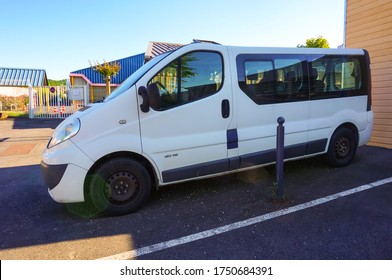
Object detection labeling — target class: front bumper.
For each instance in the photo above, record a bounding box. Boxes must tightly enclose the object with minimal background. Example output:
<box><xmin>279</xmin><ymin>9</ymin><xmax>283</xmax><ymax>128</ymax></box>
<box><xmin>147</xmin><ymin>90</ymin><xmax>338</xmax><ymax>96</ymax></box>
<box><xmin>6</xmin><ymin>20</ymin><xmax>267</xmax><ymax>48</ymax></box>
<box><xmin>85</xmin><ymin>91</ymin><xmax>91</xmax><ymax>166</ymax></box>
<box><xmin>41</xmin><ymin>161</ymin><xmax>67</xmax><ymax>190</ymax></box>
<box><xmin>43</xmin><ymin>162</ymin><xmax>88</xmax><ymax>203</ymax></box>
<box><xmin>41</xmin><ymin>140</ymin><xmax>94</xmax><ymax>203</ymax></box>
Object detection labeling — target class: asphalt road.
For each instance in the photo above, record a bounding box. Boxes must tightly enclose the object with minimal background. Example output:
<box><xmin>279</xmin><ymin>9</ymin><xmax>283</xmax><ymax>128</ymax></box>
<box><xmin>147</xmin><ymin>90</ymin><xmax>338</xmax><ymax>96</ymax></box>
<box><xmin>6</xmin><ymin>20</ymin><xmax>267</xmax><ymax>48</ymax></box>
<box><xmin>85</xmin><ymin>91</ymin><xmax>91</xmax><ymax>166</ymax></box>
<box><xmin>0</xmin><ymin>118</ymin><xmax>391</xmax><ymax>260</ymax></box>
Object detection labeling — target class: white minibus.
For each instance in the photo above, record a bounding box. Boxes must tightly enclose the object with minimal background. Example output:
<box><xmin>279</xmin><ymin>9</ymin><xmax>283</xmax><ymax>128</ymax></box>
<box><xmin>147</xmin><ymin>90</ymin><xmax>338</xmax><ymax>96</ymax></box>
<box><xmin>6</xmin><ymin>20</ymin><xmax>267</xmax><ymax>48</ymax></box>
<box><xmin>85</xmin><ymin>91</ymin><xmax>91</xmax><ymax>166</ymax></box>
<box><xmin>41</xmin><ymin>41</ymin><xmax>373</xmax><ymax>215</ymax></box>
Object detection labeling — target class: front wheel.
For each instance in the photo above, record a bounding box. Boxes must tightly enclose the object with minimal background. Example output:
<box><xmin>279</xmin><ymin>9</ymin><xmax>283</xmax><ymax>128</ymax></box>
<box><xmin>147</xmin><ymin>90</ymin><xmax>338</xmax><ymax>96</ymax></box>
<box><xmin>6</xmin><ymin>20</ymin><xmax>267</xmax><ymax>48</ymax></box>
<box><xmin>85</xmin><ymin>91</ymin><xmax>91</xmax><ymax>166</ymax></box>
<box><xmin>326</xmin><ymin>127</ymin><xmax>358</xmax><ymax>167</ymax></box>
<box><xmin>87</xmin><ymin>157</ymin><xmax>151</xmax><ymax>215</ymax></box>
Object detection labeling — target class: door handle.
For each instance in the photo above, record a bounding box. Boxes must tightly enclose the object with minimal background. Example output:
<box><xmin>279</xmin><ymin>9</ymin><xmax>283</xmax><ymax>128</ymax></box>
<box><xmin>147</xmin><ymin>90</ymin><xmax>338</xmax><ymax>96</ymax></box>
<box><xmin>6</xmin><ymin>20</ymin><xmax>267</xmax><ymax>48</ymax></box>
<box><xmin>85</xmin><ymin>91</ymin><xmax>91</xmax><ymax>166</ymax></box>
<box><xmin>221</xmin><ymin>99</ymin><xmax>230</xmax><ymax>118</ymax></box>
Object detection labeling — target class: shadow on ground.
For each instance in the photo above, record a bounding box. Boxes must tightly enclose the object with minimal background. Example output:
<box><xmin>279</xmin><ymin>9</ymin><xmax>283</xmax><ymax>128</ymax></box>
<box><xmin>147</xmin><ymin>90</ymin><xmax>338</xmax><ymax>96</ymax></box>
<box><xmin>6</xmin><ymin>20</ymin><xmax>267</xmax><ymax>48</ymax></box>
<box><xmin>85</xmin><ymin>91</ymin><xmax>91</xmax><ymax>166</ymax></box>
<box><xmin>10</xmin><ymin>118</ymin><xmax>62</xmax><ymax>129</ymax></box>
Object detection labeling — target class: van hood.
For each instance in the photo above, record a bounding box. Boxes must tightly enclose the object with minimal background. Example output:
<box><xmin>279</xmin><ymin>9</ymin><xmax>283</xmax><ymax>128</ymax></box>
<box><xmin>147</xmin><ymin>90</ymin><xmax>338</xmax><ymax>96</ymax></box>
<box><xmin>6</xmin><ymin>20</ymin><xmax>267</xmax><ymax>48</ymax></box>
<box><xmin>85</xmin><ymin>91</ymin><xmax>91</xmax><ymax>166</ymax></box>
<box><xmin>69</xmin><ymin>103</ymin><xmax>104</xmax><ymax>120</ymax></box>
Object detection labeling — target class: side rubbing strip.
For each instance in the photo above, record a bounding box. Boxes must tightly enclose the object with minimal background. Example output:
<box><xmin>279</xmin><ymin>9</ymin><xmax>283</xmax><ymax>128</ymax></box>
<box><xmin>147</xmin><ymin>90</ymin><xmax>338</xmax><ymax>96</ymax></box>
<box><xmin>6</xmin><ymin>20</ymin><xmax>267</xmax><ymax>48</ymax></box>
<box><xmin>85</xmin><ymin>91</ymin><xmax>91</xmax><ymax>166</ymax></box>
<box><xmin>227</xmin><ymin>129</ymin><xmax>238</xmax><ymax>149</ymax></box>
<box><xmin>162</xmin><ymin>159</ymin><xmax>229</xmax><ymax>183</ymax></box>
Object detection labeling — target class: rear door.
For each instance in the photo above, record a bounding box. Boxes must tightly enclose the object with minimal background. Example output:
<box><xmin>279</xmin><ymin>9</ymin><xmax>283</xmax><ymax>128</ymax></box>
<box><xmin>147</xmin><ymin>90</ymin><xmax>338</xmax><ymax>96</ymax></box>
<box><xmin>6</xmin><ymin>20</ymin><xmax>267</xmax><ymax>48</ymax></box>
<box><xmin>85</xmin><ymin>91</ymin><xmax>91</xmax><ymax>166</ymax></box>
<box><xmin>136</xmin><ymin>45</ymin><xmax>234</xmax><ymax>183</ymax></box>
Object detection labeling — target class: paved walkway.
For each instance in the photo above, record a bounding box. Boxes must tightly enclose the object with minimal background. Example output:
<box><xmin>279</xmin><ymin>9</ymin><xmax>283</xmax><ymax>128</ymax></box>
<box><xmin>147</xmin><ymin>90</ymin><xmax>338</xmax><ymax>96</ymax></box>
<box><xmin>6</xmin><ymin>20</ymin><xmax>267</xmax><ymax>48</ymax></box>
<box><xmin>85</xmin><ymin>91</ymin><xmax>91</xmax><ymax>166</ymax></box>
<box><xmin>0</xmin><ymin>118</ymin><xmax>61</xmax><ymax>168</ymax></box>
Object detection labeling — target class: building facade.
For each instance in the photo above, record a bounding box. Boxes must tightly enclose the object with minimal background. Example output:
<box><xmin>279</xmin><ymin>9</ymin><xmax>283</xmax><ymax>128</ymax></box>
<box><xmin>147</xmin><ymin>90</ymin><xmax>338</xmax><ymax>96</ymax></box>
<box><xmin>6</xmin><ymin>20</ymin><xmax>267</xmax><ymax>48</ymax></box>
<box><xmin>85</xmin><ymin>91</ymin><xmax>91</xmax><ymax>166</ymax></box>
<box><xmin>70</xmin><ymin>53</ymin><xmax>144</xmax><ymax>102</ymax></box>
<box><xmin>0</xmin><ymin>68</ymin><xmax>48</xmax><ymax>111</ymax></box>
<box><xmin>345</xmin><ymin>0</ymin><xmax>392</xmax><ymax>148</ymax></box>
<box><xmin>69</xmin><ymin>41</ymin><xmax>183</xmax><ymax>102</ymax></box>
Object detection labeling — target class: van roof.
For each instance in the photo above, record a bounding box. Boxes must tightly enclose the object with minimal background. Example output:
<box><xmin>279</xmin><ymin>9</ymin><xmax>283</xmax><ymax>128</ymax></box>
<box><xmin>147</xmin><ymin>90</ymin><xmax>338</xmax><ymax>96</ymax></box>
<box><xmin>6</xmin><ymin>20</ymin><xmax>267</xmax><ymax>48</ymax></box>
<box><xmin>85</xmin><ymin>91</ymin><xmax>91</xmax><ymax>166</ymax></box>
<box><xmin>186</xmin><ymin>40</ymin><xmax>365</xmax><ymax>55</ymax></box>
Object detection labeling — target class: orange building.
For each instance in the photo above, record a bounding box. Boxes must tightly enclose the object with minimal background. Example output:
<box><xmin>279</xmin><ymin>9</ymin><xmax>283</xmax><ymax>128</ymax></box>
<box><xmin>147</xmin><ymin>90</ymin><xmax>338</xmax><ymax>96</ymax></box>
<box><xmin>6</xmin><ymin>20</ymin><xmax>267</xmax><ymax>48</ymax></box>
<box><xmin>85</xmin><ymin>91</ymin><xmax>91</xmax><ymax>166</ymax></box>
<box><xmin>345</xmin><ymin>0</ymin><xmax>392</xmax><ymax>148</ymax></box>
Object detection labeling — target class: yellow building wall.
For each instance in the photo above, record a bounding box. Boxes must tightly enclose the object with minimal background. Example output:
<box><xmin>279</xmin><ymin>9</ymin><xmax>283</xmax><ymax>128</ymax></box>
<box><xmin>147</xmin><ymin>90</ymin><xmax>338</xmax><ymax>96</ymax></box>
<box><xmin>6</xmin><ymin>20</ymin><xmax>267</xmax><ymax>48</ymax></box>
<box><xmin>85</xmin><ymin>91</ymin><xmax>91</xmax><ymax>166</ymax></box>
<box><xmin>71</xmin><ymin>76</ymin><xmax>118</xmax><ymax>103</ymax></box>
<box><xmin>72</xmin><ymin>76</ymin><xmax>88</xmax><ymax>86</ymax></box>
<box><xmin>346</xmin><ymin>0</ymin><xmax>392</xmax><ymax>148</ymax></box>
<box><xmin>91</xmin><ymin>85</ymin><xmax>118</xmax><ymax>102</ymax></box>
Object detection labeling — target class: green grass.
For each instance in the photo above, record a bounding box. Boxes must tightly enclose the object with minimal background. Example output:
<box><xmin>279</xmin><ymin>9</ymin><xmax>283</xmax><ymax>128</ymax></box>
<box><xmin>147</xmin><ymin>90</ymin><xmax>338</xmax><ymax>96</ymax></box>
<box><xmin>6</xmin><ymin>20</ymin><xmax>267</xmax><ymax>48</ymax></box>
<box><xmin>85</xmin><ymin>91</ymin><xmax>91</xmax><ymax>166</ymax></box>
<box><xmin>0</xmin><ymin>111</ymin><xmax>29</xmax><ymax>119</ymax></box>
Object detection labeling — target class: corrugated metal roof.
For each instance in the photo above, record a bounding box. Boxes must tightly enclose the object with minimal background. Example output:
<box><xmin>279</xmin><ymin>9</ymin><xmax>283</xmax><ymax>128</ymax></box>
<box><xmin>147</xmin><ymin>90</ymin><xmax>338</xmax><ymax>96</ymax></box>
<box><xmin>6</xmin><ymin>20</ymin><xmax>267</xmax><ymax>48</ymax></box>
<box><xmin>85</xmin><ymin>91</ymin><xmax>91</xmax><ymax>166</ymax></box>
<box><xmin>71</xmin><ymin>53</ymin><xmax>145</xmax><ymax>84</ymax></box>
<box><xmin>145</xmin><ymin>41</ymin><xmax>183</xmax><ymax>61</ymax></box>
<box><xmin>0</xmin><ymin>67</ymin><xmax>48</xmax><ymax>86</ymax></box>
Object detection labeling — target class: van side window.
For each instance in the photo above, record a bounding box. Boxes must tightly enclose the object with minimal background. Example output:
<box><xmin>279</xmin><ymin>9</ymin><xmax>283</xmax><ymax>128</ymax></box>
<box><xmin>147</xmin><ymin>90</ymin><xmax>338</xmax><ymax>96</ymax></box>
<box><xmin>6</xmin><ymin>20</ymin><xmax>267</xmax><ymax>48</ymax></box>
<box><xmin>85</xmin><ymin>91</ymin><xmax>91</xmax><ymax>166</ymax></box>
<box><xmin>335</xmin><ymin>59</ymin><xmax>362</xmax><ymax>90</ymax></box>
<box><xmin>148</xmin><ymin>51</ymin><xmax>223</xmax><ymax>110</ymax></box>
<box><xmin>310</xmin><ymin>56</ymin><xmax>364</xmax><ymax>99</ymax></box>
<box><xmin>237</xmin><ymin>54</ymin><xmax>307</xmax><ymax>104</ymax></box>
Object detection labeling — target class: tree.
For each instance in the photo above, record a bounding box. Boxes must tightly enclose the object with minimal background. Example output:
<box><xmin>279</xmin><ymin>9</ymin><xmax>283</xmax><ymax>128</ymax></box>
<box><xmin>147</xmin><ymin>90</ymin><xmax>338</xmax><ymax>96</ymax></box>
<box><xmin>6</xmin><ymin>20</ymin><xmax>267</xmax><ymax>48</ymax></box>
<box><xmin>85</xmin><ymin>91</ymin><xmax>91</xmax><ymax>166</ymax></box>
<box><xmin>48</xmin><ymin>79</ymin><xmax>66</xmax><ymax>86</ymax></box>
<box><xmin>90</xmin><ymin>60</ymin><xmax>121</xmax><ymax>95</ymax></box>
<box><xmin>297</xmin><ymin>36</ymin><xmax>330</xmax><ymax>48</ymax></box>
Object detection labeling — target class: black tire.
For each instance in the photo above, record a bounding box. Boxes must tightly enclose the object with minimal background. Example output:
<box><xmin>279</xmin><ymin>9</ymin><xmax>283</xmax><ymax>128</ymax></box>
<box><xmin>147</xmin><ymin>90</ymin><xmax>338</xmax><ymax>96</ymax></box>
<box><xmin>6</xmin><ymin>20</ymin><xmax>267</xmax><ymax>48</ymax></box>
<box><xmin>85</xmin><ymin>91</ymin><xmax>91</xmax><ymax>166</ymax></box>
<box><xmin>326</xmin><ymin>127</ymin><xmax>358</xmax><ymax>167</ymax></box>
<box><xmin>88</xmin><ymin>157</ymin><xmax>151</xmax><ymax>215</ymax></box>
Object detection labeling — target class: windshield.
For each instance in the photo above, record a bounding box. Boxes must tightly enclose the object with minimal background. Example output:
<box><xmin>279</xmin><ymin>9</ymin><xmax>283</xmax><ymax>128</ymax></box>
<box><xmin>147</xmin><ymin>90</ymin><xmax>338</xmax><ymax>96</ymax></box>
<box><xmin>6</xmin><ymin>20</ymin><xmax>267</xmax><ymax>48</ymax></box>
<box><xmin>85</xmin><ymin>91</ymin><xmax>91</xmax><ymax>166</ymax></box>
<box><xmin>105</xmin><ymin>51</ymin><xmax>172</xmax><ymax>102</ymax></box>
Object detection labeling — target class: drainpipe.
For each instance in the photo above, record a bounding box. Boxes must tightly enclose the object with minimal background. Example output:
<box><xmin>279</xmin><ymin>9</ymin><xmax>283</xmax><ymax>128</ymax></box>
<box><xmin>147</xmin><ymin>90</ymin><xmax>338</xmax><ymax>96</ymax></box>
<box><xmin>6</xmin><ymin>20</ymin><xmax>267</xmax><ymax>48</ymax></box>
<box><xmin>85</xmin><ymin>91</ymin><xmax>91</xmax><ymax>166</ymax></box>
<box><xmin>343</xmin><ymin>0</ymin><xmax>348</xmax><ymax>48</ymax></box>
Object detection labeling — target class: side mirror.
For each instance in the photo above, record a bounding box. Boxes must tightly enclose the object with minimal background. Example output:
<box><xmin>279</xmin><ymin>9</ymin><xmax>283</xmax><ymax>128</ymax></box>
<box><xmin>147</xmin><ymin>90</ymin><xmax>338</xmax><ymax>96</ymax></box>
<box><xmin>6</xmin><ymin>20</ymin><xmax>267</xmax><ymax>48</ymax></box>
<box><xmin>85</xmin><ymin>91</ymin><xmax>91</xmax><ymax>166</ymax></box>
<box><xmin>138</xmin><ymin>86</ymin><xmax>149</xmax><ymax>113</ymax></box>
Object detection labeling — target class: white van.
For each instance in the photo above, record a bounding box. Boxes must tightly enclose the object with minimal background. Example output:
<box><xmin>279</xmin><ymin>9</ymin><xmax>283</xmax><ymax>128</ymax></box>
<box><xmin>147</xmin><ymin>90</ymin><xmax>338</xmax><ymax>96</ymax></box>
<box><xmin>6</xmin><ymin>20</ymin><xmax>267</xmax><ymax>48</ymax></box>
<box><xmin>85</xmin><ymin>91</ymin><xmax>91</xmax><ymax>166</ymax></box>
<box><xmin>41</xmin><ymin>41</ymin><xmax>373</xmax><ymax>215</ymax></box>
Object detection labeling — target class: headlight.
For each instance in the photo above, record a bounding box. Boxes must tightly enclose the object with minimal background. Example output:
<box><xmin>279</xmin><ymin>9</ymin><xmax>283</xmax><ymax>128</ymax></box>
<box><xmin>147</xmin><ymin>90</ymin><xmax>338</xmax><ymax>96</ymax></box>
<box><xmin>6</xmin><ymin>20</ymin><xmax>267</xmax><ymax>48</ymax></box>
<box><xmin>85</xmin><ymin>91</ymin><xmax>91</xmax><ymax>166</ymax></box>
<box><xmin>48</xmin><ymin>118</ymin><xmax>80</xmax><ymax>148</ymax></box>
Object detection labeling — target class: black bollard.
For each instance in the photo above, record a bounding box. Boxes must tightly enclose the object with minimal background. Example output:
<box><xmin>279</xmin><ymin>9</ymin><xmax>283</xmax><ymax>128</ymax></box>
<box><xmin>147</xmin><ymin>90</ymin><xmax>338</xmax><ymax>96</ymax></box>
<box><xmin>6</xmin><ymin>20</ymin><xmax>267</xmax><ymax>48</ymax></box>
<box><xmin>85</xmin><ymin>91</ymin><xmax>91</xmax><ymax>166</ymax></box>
<box><xmin>276</xmin><ymin>117</ymin><xmax>285</xmax><ymax>202</ymax></box>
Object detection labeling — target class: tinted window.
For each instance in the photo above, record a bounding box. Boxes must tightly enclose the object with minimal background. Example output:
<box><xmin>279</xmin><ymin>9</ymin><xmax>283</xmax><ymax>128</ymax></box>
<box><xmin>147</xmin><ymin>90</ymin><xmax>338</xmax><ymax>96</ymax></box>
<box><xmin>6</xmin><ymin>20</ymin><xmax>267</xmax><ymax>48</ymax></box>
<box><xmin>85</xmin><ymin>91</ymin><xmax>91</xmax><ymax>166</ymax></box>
<box><xmin>237</xmin><ymin>54</ymin><xmax>307</xmax><ymax>104</ymax></box>
<box><xmin>309</xmin><ymin>56</ymin><xmax>365</xmax><ymax>98</ymax></box>
<box><xmin>148</xmin><ymin>51</ymin><xmax>223</xmax><ymax>110</ymax></box>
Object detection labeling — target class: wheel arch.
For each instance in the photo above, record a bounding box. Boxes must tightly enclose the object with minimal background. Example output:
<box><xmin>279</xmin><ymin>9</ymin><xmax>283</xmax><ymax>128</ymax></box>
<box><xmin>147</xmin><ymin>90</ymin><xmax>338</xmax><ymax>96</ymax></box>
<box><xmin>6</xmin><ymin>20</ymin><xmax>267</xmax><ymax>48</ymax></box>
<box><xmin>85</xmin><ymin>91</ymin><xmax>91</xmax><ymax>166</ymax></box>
<box><xmin>333</xmin><ymin>122</ymin><xmax>359</xmax><ymax>143</ymax></box>
<box><xmin>326</xmin><ymin>122</ymin><xmax>360</xmax><ymax>167</ymax></box>
<box><xmin>84</xmin><ymin>151</ymin><xmax>158</xmax><ymax>198</ymax></box>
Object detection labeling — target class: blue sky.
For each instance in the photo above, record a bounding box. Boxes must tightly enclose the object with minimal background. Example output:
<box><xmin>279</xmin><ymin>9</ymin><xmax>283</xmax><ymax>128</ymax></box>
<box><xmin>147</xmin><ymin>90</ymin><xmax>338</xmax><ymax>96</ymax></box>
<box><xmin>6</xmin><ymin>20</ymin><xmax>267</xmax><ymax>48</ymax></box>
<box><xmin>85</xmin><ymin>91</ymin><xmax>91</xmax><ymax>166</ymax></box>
<box><xmin>0</xmin><ymin>0</ymin><xmax>345</xmax><ymax>80</ymax></box>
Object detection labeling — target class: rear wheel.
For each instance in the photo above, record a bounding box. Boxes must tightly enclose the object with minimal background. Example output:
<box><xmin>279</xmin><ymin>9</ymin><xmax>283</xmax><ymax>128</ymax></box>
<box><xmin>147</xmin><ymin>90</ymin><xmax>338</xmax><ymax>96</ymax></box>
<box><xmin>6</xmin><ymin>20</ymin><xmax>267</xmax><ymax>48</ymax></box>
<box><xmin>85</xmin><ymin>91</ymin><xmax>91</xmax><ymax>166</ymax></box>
<box><xmin>326</xmin><ymin>127</ymin><xmax>358</xmax><ymax>167</ymax></box>
<box><xmin>88</xmin><ymin>157</ymin><xmax>151</xmax><ymax>215</ymax></box>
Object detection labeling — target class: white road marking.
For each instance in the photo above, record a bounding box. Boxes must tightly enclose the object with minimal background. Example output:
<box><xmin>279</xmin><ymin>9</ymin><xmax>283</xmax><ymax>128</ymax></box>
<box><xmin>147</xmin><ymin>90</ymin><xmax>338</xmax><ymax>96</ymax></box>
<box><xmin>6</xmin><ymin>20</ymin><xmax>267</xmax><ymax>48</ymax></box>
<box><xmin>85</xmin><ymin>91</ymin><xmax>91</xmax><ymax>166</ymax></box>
<box><xmin>98</xmin><ymin>176</ymin><xmax>392</xmax><ymax>260</ymax></box>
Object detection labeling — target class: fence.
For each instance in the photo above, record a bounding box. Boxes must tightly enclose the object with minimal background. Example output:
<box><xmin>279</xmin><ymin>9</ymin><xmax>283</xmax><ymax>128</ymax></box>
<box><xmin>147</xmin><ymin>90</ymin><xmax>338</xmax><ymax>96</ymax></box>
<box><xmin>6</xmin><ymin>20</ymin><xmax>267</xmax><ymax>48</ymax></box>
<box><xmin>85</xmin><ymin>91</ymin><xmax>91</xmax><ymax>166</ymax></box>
<box><xmin>28</xmin><ymin>85</ymin><xmax>88</xmax><ymax>119</ymax></box>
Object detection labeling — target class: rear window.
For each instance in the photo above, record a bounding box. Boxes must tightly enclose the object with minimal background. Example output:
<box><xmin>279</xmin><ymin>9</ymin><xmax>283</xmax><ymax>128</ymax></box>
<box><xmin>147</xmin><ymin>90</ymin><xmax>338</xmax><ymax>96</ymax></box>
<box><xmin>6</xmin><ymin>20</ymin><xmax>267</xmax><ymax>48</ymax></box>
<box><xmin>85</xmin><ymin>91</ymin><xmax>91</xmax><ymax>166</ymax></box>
<box><xmin>310</xmin><ymin>56</ymin><xmax>363</xmax><ymax>98</ymax></box>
